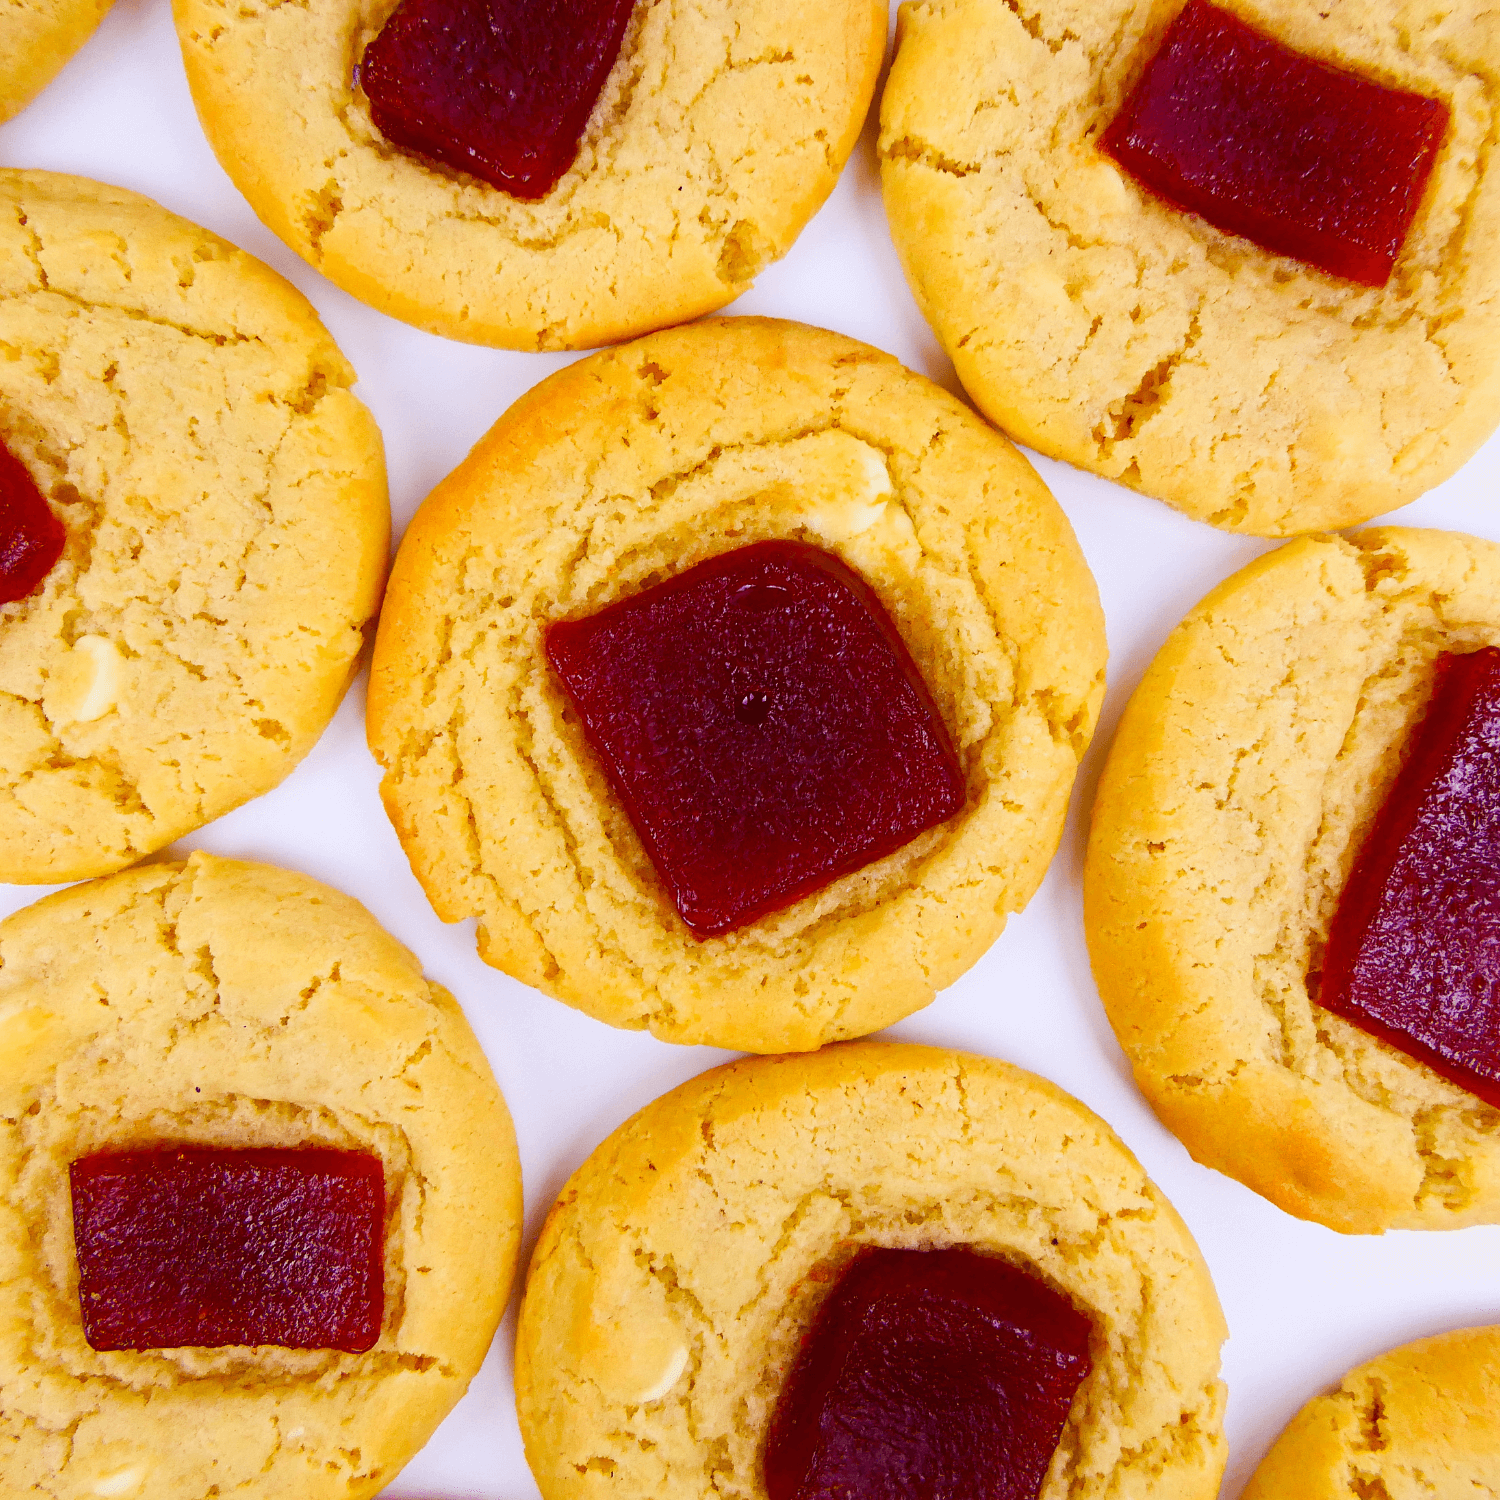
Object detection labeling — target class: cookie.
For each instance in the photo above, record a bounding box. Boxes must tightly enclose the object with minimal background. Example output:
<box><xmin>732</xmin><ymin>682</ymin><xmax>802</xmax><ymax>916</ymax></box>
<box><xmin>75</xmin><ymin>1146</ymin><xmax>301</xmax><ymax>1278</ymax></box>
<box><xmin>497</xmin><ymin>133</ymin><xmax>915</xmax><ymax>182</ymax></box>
<box><xmin>173</xmin><ymin>0</ymin><xmax>885</xmax><ymax>351</ymax></box>
<box><xmin>514</xmin><ymin>1041</ymin><xmax>1228</xmax><ymax>1500</ymax></box>
<box><xmin>0</xmin><ymin>170</ymin><xmax>387</xmax><ymax>884</ymax></box>
<box><xmin>367</xmin><ymin>317</ymin><xmax>1107</xmax><ymax>1052</ymax></box>
<box><xmin>0</xmin><ymin>850</ymin><xmax>522</xmax><ymax>1500</ymax></box>
<box><xmin>1242</xmin><ymin>1326</ymin><xmax>1500</xmax><ymax>1499</ymax></box>
<box><xmin>1085</xmin><ymin>527</ymin><xmax>1500</xmax><ymax>1234</ymax></box>
<box><xmin>0</xmin><ymin>0</ymin><xmax>113</xmax><ymax>123</ymax></box>
<box><xmin>879</xmin><ymin>0</ymin><xmax>1500</xmax><ymax>536</ymax></box>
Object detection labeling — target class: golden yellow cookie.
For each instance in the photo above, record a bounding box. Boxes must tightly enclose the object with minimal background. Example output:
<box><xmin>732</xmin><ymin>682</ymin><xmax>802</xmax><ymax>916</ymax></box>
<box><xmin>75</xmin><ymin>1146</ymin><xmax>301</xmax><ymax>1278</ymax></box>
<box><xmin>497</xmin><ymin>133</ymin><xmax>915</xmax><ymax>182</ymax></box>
<box><xmin>368</xmin><ymin>317</ymin><xmax>1107</xmax><ymax>1052</ymax></box>
<box><xmin>0</xmin><ymin>0</ymin><xmax>113</xmax><ymax>123</ymax></box>
<box><xmin>0</xmin><ymin>851</ymin><xmax>522</xmax><ymax>1500</ymax></box>
<box><xmin>1086</xmin><ymin>527</ymin><xmax>1500</xmax><ymax>1234</ymax></box>
<box><xmin>515</xmin><ymin>1041</ymin><xmax>1228</xmax><ymax>1500</ymax></box>
<box><xmin>1243</xmin><ymin>1327</ymin><xmax>1500</xmax><ymax>1499</ymax></box>
<box><xmin>0</xmin><ymin>171</ymin><xmax>387</xmax><ymax>884</ymax></box>
<box><xmin>173</xmin><ymin>0</ymin><xmax>884</xmax><ymax>351</ymax></box>
<box><xmin>879</xmin><ymin>0</ymin><xmax>1500</xmax><ymax>536</ymax></box>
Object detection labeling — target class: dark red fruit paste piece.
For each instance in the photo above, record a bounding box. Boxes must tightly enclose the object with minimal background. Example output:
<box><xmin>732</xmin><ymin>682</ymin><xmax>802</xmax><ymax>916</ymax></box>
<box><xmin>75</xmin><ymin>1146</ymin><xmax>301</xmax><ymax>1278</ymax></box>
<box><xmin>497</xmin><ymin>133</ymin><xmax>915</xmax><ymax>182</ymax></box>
<box><xmin>70</xmin><ymin>1147</ymin><xmax>385</xmax><ymax>1352</ymax></box>
<box><xmin>0</xmin><ymin>437</ymin><xmax>64</xmax><ymax>606</ymax></box>
<box><xmin>360</xmin><ymin>0</ymin><xmax>637</xmax><ymax>199</ymax></box>
<box><xmin>1101</xmin><ymin>0</ymin><xmax>1448</xmax><ymax>286</ymax></box>
<box><xmin>1321</xmin><ymin>648</ymin><xmax>1500</xmax><ymax>1109</ymax></box>
<box><xmin>763</xmin><ymin>1247</ymin><xmax>1094</xmax><ymax>1500</ymax></box>
<box><xmin>545</xmin><ymin>540</ymin><xmax>966</xmax><ymax>938</ymax></box>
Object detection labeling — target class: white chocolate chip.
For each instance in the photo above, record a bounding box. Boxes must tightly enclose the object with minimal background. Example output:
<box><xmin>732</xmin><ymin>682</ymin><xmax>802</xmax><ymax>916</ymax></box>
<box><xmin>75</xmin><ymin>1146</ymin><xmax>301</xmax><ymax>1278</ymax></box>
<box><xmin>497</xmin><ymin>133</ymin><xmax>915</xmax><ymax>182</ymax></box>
<box><xmin>44</xmin><ymin>634</ymin><xmax>124</xmax><ymax>726</ymax></box>
<box><xmin>800</xmin><ymin>447</ymin><xmax>895</xmax><ymax>545</ymax></box>
<box><xmin>91</xmin><ymin>1465</ymin><xmax>146</xmax><ymax>1497</ymax></box>
<box><xmin>72</xmin><ymin>636</ymin><xmax>122</xmax><ymax>721</ymax></box>
<box><xmin>634</xmin><ymin>1340</ymin><xmax>689</xmax><ymax>1404</ymax></box>
<box><xmin>1087</xmin><ymin>159</ymin><xmax>1130</xmax><ymax>215</ymax></box>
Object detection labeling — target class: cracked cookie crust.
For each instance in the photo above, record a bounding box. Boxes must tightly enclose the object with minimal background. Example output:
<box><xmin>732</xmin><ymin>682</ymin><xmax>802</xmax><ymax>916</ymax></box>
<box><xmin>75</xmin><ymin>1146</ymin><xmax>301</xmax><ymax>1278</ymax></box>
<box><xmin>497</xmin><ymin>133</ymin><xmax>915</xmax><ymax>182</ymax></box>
<box><xmin>0</xmin><ymin>851</ymin><xmax>522</xmax><ymax>1500</ymax></box>
<box><xmin>1085</xmin><ymin>528</ymin><xmax>1500</xmax><ymax>1234</ymax></box>
<box><xmin>0</xmin><ymin>0</ymin><xmax>113</xmax><ymax>124</ymax></box>
<box><xmin>172</xmin><ymin>0</ymin><xmax>884</xmax><ymax>351</ymax></box>
<box><xmin>879</xmin><ymin>0</ymin><xmax>1500</xmax><ymax>536</ymax></box>
<box><xmin>514</xmin><ymin>1042</ymin><xmax>1228</xmax><ymax>1500</ymax></box>
<box><xmin>1242</xmin><ymin>1326</ymin><xmax>1500</xmax><ymax>1499</ymax></box>
<box><xmin>367</xmin><ymin>318</ymin><xmax>1107</xmax><ymax>1052</ymax></box>
<box><xmin>0</xmin><ymin>171</ymin><xmax>387</xmax><ymax>885</ymax></box>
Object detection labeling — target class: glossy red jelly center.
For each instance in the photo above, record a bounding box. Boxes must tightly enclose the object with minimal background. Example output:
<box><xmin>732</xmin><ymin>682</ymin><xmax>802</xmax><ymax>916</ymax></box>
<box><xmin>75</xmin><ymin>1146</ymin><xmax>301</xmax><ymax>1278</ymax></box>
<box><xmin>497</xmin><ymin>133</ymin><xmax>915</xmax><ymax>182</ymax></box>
<box><xmin>0</xmin><ymin>436</ymin><xmax>65</xmax><ymax>606</ymax></box>
<box><xmin>1101</xmin><ymin>0</ymin><xmax>1448</xmax><ymax>286</ymax></box>
<box><xmin>1321</xmin><ymin>648</ymin><xmax>1500</xmax><ymax>1108</ymax></box>
<box><xmin>360</xmin><ymin>0</ymin><xmax>636</xmax><ymax>199</ymax></box>
<box><xmin>764</xmin><ymin>1247</ymin><xmax>1094</xmax><ymax>1500</ymax></box>
<box><xmin>70</xmin><ymin>1147</ymin><xmax>385</xmax><ymax>1352</ymax></box>
<box><xmin>545</xmin><ymin>540</ymin><xmax>966</xmax><ymax>938</ymax></box>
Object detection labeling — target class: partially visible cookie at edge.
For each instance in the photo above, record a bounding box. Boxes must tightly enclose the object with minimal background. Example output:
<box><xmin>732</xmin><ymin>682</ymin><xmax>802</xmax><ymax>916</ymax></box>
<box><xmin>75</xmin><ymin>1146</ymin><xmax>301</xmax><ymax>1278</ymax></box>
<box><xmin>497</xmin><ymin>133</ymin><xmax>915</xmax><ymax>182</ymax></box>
<box><xmin>879</xmin><ymin>0</ymin><xmax>1500</xmax><ymax>535</ymax></box>
<box><xmin>173</xmin><ymin>0</ymin><xmax>886</xmax><ymax>350</ymax></box>
<box><xmin>1242</xmin><ymin>1327</ymin><xmax>1500</xmax><ymax>1499</ymax></box>
<box><xmin>0</xmin><ymin>170</ymin><xmax>387</xmax><ymax>883</ymax></box>
<box><xmin>0</xmin><ymin>0</ymin><xmax>114</xmax><ymax>123</ymax></box>
<box><xmin>367</xmin><ymin>317</ymin><xmax>1107</xmax><ymax>1052</ymax></box>
<box><xmin>1085</xmin><ymin>527</ymin><xmax>1500</xmax><ymax>1233</ymax></box>
<box><xmin>515</xmin><ymin>1041</ymin><xmax>1228</xmax><ymax>1500</ymax></box>
<box><xmin>0</xmin><ymin>850</ymin><xmax>523</xmax><ymax>1500</ymax></box>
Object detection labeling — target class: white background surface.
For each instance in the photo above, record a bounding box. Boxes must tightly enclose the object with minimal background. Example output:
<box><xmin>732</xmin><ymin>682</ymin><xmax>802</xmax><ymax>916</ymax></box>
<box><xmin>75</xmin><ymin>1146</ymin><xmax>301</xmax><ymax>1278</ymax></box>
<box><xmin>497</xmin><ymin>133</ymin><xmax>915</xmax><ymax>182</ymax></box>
<box><xmin>3</xmin><ymin>3</ymin><xmax>1499</xmax><ymax>1495</ymax></box>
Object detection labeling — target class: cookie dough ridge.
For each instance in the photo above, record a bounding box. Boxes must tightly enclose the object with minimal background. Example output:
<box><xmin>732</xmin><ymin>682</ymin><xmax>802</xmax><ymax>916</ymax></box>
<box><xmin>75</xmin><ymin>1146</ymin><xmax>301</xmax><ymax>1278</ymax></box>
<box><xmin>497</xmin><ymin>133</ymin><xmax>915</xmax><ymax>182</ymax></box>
<box><xmin>368</xmin><ymin>317</ymin><xmax>1107</xmax><ymax>1051</ymax></box>
<box><xmin>0</xmin><ymin>170</ymin><xmax>388</xmax><ymax>882</ymax></box>
<box><xmin>0</xmin><ymin>850</ymin><xmax>522</xmax><ymax>1500</ymax></box>
<box><xmin>879</xmin><ymin>0</ymin><xmax>1500</xmax><ymax>535</ymax></box>
<box><xmin>514</xmin><ymin>1041</ymin><xmax>1228</xmax><ymax>1500</ymax></box>
<box><xmin>174</xmin><ymin>0</ymin><xmax>886</xmax><ymax>349</ymax></box>
<box><xmin>1086</xmin><ymin>526</ymin><xmax>1500</xmax><ymax>1232</ymax></box>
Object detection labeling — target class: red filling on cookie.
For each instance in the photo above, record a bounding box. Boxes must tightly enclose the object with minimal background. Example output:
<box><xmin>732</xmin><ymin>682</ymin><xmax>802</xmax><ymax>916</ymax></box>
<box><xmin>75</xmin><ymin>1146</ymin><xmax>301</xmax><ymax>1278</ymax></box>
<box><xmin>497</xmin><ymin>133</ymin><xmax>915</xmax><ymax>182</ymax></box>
<box><xmin>1321</xmin><ymin>647</ymin><xmax>1500</xmax><ymax>1108</ymax></box>
<box><xmin>544</xmin><ymin>540</ymin><xmax>965</xmax><ymax>938</ymax></box>
<box><xmin>0</xmin><ymin>437</ymin><xmax>65</xmax><ymax>606</ymax></box>
<box><xmin>1100</xmin><ymin>0</ymin><xmax>1448</xmax><ymax>286</ymax></box>
<box><xmin>70</xmin><ymin>1147</ymin><xmax>385</xmax><ymax>1352</ymax></box>
<box><xmin>360</xmin><ymin>0</ymin><xmax>636</xmax><ymax>199</ymax></box>
<box><xmin>763</xmin><ymin>1247</ymin><xmax>1094</xmax><ymax>1500</ymax></box>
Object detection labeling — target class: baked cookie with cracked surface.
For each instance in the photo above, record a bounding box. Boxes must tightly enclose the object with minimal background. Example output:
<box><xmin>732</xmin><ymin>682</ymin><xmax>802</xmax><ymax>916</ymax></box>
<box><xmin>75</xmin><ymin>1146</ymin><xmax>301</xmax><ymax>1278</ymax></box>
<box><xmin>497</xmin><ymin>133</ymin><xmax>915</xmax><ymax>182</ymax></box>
<box><xmin>0</xmin><ymin>170</ymin><xmax>387</xmax><ymax>884</ymax></box>
<box><xmin>173</xmin><ymin>0</ymin><xmax>884</xmax><ymax>351</ymax></box>
<box><xmin>515</xmin><ymin>1041</ymin><xmax>1228</xmax><ymax>1500</ymax></box>
<box><xmin>1085</xmin><ymin>527</ymin><xmax>1500</xmax><ymax>1234</ymax></box>
<box><xmin>0</xmin><ymin>0</ymin><xmax>113</xmax><ymax>123</ymax></box>
<box><xmin>0</xmin><ymin>850</ymin><xmax>522</xmax><ymax>1500</ymax></box>
<box><xmin>367</xmin><ymin>317</ymin><xmax>1106</xmax><ymax>1052</ymax></box>
<box><xmin>879</xmin><ymin>0</ymin><xmax>1500</xmax><ymax>535</ymax></box>
<box><xmin>1242</xmin><ymin>1326</ymin><xmax>1500</xmax><ymax>1499</ymax></box>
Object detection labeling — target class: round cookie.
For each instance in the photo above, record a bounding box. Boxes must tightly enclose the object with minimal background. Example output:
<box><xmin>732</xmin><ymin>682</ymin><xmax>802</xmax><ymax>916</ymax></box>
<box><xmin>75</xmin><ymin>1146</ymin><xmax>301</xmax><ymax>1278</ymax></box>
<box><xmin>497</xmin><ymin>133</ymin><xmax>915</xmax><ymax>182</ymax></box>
<box><xmin>1242</xmin><ymin>1327</ymin><xmax>1500</xmax><ymax>1499</ymax></box>
<box><xmin>0</xmin><ymin>0</ymin><xmax>113</xmax><ymax>123</ymax></box>
<box><xmin>879</xmin><ymin>0</ymin><xmax>1500</xmax><ymax>536</ymax></box>
<box><xmin>173</xmin><ymin>0</ymin><xmax>885</xmax><ymax>351</ymax></box>
<box><xmin>0</xmin><ymin>850</ymin><xmax>522</xmax><ymax>1500</ymax></box>
<box><xmin>515</xmin><ymin>1041</ymin><xmax>1228</xmax><ymax>1500</ymax></box>
<box><xmin>367</xmin><ymin>317</ymin><xmax>1107</xmax><ymax>1052</ymax></box>
<box><xmin>1085</xmin><ymin>527</ymin><xmax>1500</xmax><ymax>1234</ymax></box>
<box><xmin>0</xmin><ymin>171</ymin><xmax>387</xmax><ymax>883</ymax></box>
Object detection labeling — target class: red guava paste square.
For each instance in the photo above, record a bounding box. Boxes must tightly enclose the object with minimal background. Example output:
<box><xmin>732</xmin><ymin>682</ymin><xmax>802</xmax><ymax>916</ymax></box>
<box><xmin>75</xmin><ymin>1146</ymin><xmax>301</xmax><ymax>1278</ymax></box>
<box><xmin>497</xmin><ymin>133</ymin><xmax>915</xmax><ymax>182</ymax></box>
<box><xmin>1321</xmin><ymin>647</ymin><xmax>1500</xmax><ymax>1109</ymax></box>
<box><xmin>763</xmin><ymin>1247</ymin><xmax>1094</xmax><ymax>1500</ymax></box>
<box><xmin>0</xmin><ymin>438</ymin><xmax>65</xmax><ymax>606</ymax></box>
<box><xmin>1101</xmin><ymin>0</ymin><xmax>1448</xmax><ymax>286</ymax></box>
<box><xmin>544</xmin><ymin>540</ymin><xmax>966</xmax><ymax>938</ymax></box>
<box><xmin>70</xmin><ymin>1147</ymin><xmax>385</xmax><ymax>1352</ymax></box>
<box><xmin>360</xmin><ymin>0</ymin><xmax>637</xmax><ymax>199</ymax></box>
